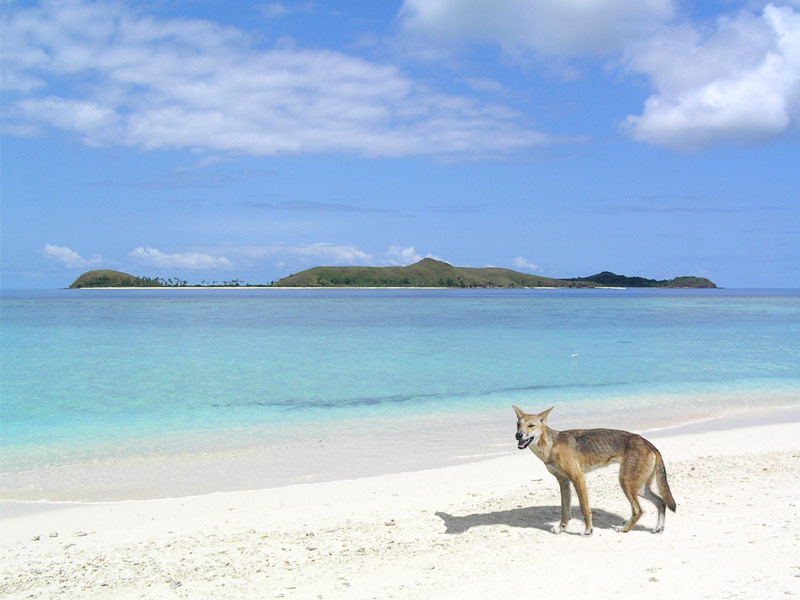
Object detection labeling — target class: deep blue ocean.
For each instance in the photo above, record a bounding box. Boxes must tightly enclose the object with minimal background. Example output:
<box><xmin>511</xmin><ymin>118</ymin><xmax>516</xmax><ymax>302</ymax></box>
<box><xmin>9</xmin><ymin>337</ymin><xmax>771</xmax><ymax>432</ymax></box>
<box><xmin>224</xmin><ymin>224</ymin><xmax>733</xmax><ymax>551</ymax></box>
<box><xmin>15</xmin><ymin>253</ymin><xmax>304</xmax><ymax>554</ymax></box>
<box><xmin>1</xmin><ymin>288</ymin><xmax>799</xmax><ymax>500</ymax></box>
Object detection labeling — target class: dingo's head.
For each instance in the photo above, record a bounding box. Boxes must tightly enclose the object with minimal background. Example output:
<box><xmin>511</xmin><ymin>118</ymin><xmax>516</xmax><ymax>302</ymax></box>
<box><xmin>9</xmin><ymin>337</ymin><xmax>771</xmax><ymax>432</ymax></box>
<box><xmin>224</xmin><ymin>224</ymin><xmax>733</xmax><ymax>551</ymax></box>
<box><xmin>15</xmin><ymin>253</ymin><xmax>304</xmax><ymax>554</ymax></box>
<box><xmin>513</xmin><ymin>405</ymin><xmax>553</xmax><ymax>450</ymax></box>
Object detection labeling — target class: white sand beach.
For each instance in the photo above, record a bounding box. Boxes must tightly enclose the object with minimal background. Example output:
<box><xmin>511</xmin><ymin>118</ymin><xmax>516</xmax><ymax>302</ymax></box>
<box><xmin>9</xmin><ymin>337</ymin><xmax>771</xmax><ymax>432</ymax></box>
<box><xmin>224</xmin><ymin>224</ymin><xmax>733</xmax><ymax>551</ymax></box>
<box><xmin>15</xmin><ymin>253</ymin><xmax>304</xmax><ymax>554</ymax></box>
<box><xmin>2</xmin><ymin>415</ymin><xmax>799</xmax><ymax>600</ymax></box>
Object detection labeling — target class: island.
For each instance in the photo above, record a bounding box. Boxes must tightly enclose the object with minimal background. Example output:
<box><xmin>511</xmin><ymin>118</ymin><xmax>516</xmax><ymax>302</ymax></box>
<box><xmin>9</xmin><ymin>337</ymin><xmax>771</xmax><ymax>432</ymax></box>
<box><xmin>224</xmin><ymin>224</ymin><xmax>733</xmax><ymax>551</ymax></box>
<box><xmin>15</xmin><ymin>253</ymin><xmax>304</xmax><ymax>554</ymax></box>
<box><xmin>273</xmin><ymin>259</ymin><xmax>585</xmax><ymax>288</ymax></box>
<box><xmin>69</xmin><ymin>260</ymin><xmax>717</xmax><ymax>289</ymax></box>
<box><xmin>69</xmin><ymin>270</ymin><xmax>163</xmax><ymax>288</ymax></box>
<box><xmin>273</xmin><ymin>259</ymin><xmax>715</xmax><ymax>288</ymax></box>
<box><xmin>68</xmin><ymin>270</ymin><xmax>257</xmax><ymax>288</ymax></box>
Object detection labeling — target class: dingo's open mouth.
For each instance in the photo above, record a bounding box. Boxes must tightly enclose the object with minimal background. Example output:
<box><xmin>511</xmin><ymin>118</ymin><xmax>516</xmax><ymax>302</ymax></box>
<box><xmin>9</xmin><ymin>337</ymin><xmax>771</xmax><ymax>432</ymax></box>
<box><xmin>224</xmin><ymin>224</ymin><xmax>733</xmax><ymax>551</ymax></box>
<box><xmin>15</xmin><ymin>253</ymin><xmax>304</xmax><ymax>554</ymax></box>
<box><xmin>517</xmin><ymin>437</ymin><xmax>533</xmax><ymax>450</ymax></box>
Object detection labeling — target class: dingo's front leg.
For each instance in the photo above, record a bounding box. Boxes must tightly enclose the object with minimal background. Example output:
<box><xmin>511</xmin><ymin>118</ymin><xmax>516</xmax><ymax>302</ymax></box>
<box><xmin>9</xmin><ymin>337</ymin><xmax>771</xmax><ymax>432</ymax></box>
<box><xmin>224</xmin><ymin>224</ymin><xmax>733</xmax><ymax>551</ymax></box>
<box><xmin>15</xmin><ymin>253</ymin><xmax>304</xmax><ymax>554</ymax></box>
<box><xmin>552</xmin><ymin>474</ymin><xmax>571</xmax><ymax>534</ymax></box>
<box><xmin>572</xmin><ymin>474</ymin><xmax>593</xmax><ymax>535</ymax></box>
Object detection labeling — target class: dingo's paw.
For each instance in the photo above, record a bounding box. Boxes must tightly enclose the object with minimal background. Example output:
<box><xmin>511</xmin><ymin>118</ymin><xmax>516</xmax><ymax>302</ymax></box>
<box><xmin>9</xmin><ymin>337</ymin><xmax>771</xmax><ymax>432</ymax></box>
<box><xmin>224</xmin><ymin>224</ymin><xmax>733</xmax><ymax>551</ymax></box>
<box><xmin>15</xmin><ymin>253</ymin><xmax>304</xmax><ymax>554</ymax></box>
<box><xmin>582</xmin><ymin>527</ymin><xmax>593</xmax><ymax>536</ymax></box>
<box><xmin>550</xmin><ymin>524</ymin><xmax>564</xmax><ymax>534</ymax></box>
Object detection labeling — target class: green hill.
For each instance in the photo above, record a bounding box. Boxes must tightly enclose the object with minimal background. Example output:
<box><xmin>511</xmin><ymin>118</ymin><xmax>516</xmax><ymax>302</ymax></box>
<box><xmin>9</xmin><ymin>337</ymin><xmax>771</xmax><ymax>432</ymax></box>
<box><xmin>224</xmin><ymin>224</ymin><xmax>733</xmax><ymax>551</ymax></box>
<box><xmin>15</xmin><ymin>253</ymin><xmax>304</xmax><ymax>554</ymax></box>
<box><xmin>274</xmin><ymin>260</ymin><xmax>717</xmax><ymax>288</ymax></box>
<box><xmin>69</xmin><ymin>270</ymin><xmax>162</xmax><ymax>288</ymax></box>
<box><xmin>273</xmin><ymin>258</ymin><xmax>594</xmax><ymax>288</ymax></box>
<box><xmin>566</xmin><ymin>271</ymin><xmax>716</xmax><ymax>289</ymax></box>
<box><xmin>69</xmin><ymin>263</ymin><xmax>717</xmax><ymax>289</ymax></box>
<box><xmin>664</xmin><ymin>276</ymin><xmax>717</xmax><ymax>288</ymax></box>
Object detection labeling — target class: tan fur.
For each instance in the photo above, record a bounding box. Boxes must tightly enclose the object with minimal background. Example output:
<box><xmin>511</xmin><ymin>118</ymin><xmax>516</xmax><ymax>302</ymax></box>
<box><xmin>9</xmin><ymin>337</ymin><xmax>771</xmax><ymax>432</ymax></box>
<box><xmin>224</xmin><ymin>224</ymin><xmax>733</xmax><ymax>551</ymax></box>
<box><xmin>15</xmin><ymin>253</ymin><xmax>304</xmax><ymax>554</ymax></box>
<box><xmin>513</xmin><ymin>405</ymin><xmax>676</xmax><ymax>535</ymax></box>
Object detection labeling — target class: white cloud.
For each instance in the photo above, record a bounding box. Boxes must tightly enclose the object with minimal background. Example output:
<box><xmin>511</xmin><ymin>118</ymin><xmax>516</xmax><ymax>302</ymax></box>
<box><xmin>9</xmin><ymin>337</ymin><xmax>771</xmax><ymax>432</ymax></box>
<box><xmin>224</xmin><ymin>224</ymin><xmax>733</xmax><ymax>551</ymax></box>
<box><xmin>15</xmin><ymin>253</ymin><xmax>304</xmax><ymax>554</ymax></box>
<box><xmin>399</xmin><ymin>0</ymin><xmax>675</xmax><ymax>57</ymax></box>
<box><xmin>222</xmin><ymin>244</ymin><xmax>373</xmax><ymax>265</ymax></box>
<box><xmin>512</xmin><ymin>256</ymin><xmax>539</xmax><ymax>272</ymax></box>
<box><xmin>385</xmin><ymin>246</ymin><xmax>445</xmax><ymax>265</ymax></box>
<box><xmin>129</xmin><ymin>247</ymin><xmax>234</xmax><ymax>270</ymax></box>
<box><xmin>387</xmin><ymin>246</ymin><xmax>422</xmax><ymax>264</ymax></box>
<box><xmin>203</xmin><ymin>243</ymin><xmax>448</xmax><ymax>268</ymax></box>
<box><xmin>257</xmin><ymin>3</ymin><xmax>314</xmax><ymax>20</ymax></box>
<box><xmin>17</xmin><ymin>97</ymin><xmax>121</xmax><ymax>145</ymax></box>
<box><xmin>463</xmin><ymin>77</ymin><xmax>507</xmax><ymax>94</ymax></box>
<box><xmin>623</xmin><ymin>4</ymin><xmax>800</xmax><ymax>150</ymax></box>
<box><xmin>1</xmin><ymin>0</ymin><xmax>550</xmax><ymax>159</ymax></box>
<box><xmin>399</xmin><ymin>0</ymin><xmax>800</xmax><ymax>150</ymax></box>
<box><xmin>42</xmin><ymin>244</ymin><xmax>101</xmax><ymax>269</ymax></box>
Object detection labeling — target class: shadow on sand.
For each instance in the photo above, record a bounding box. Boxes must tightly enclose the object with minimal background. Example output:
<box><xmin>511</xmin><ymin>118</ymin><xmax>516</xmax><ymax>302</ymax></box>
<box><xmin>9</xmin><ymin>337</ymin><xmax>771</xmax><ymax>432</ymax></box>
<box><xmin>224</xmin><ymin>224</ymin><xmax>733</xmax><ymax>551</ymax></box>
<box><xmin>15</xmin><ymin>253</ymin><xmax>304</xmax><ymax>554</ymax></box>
<box><xmin>436</xmin><ymin>505</ymin><xmax>649</xmax><ymax>535</ymax></box>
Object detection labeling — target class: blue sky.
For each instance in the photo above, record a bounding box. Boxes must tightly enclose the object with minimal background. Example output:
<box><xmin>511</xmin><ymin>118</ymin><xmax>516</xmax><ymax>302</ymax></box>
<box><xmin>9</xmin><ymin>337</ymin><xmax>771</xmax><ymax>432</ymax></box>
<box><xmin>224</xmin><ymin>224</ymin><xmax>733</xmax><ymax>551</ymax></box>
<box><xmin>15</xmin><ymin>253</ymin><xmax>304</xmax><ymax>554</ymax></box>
<box><xmin>2</xmin><ymin>0</ymin><xmax>799</xmax><ymax>288</ymax></box>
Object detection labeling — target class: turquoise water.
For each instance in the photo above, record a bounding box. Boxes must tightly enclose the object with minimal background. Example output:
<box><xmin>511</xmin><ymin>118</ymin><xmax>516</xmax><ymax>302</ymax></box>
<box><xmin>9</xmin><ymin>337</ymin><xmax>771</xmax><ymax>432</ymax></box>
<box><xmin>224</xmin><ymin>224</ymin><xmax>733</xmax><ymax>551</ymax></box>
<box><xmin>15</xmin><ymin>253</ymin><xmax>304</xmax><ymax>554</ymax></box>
<box><xmin>1</xmin><ymin>288</ymin><xmax>799</xmax><ymax>499</ymax></box>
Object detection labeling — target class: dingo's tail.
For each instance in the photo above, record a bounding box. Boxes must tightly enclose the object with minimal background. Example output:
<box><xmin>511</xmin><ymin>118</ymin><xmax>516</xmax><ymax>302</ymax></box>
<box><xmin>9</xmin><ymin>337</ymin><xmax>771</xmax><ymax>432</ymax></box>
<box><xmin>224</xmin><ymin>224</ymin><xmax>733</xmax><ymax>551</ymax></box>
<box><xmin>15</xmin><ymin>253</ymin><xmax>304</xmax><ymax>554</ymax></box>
<box><xmin>655</xmin><ymin>451</ymin><xmax>677</xmax><ymax>512</ymax></box>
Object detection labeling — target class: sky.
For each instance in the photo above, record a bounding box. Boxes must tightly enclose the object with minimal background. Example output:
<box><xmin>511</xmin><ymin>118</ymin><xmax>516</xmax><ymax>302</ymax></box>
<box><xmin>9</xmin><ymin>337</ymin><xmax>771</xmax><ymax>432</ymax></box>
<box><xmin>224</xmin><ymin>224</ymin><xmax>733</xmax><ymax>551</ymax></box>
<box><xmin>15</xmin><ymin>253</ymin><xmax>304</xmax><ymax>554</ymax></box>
<box><xmin>1</xmin><ymin>0</ymin><xmax>799</xmax><ymax>288</ymax></box>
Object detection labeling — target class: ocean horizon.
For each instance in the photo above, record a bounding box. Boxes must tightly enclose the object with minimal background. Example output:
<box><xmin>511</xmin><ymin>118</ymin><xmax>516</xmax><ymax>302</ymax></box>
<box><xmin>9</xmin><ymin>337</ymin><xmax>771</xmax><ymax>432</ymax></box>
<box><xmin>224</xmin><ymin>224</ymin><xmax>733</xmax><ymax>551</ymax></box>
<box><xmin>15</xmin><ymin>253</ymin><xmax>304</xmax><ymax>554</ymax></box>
<box><xmin>1</xmin><ymin>287</ymin><xmax>798</xmax><ymax>502</ymax></box>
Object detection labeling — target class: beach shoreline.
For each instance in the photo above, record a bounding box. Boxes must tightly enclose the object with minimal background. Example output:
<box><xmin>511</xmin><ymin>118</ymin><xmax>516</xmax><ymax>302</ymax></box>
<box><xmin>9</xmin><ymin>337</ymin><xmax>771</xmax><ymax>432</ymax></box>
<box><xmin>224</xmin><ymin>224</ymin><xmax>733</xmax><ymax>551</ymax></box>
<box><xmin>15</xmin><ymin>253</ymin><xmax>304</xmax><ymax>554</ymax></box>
<box><xmin>3</xmin><ymin>401</ymin><xmax>799</xmax><ymax>510</ymax></box>
<box><xmin>1</xmin><ymin>410</ymin><xmax>798</xmax><ymax>599</ymax></box>
<box><xmin>3</xmin><ymin>393</ymin><xmax>800</xmax><ymax>504</ymax></box>
<box><xmin>3</xmin><ymin>391</ymin><xmax>799</xmax><ymax>504</ymax></box>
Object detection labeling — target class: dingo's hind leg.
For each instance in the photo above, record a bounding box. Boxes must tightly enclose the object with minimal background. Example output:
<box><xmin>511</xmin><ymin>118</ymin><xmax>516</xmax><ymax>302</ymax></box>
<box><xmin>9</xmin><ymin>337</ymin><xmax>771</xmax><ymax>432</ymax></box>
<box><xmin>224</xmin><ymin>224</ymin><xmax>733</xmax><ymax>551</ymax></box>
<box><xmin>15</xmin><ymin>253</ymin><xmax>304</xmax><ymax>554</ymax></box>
<box><xmin>615</xmin><ymin>483</ymin><xmax>644</xmax><ymax>533</ymax></box>
<box><xmin>639</xmin><ymin>480</ymin><xmax>667</xmax><ymax>533</ymax></box>
<box><xmin>615</xmin><ymin>450</ymin><xmax>654</xmax><ymax>533</ymax></box>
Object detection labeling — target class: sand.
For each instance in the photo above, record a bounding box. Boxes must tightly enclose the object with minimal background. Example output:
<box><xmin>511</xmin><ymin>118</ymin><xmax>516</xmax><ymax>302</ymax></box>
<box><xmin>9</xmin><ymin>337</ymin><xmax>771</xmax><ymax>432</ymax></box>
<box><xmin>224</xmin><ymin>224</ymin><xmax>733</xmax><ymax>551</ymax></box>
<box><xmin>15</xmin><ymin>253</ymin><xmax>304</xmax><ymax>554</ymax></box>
<box><xmin>2</xmin><ymin>417</ymin><xmax>800</xmax><ymax>599</ymax></box>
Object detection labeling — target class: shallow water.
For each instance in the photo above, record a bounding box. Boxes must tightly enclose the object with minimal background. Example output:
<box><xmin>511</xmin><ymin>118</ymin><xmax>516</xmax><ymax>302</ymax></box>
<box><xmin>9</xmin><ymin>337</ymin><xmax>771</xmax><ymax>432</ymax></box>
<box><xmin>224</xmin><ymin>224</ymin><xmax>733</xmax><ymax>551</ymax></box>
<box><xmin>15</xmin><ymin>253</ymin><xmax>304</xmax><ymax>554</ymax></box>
<box><xmin>1</xmin><ymin>288</ymin><xmax>798</xmax><ymax>500</ymax></box>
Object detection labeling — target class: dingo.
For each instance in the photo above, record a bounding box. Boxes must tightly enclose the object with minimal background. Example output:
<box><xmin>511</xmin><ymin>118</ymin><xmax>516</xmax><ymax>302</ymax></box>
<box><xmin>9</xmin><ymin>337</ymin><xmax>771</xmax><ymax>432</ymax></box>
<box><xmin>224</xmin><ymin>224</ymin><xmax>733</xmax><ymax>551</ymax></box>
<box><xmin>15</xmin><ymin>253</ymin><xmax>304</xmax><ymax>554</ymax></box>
<box><xmin>513</xmin><ymin>405</ymin><xmax>676</xmax><ymax>535</ymax></box>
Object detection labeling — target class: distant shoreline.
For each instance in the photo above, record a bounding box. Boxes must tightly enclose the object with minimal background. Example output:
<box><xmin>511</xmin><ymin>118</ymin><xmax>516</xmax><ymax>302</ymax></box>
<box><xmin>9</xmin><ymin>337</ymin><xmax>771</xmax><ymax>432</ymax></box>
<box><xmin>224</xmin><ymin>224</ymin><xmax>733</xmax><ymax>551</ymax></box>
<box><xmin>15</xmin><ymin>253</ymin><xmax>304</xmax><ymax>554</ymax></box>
<box><xmin>71</xmin><ymin>285</ymin><xmax>637</xmax><ymax>290</ymax></box>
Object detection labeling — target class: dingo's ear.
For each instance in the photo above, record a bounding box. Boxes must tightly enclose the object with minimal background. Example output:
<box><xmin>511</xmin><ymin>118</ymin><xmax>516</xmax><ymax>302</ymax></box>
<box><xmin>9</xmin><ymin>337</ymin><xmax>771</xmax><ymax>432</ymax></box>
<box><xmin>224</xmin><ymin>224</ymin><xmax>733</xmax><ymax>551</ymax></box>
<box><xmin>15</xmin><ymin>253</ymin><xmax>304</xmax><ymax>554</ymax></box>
<box><xmin>539</xmin><ymin>406</ymin><xmax>554</xmax><ymax>421</ymax></box>
<box><xmin>513</xmin><ymin>405</ymin><xmax>525</xmax><ymax>418</ymax></box>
